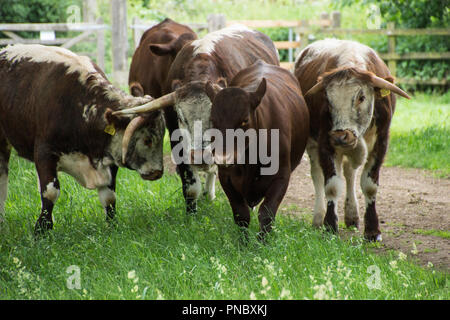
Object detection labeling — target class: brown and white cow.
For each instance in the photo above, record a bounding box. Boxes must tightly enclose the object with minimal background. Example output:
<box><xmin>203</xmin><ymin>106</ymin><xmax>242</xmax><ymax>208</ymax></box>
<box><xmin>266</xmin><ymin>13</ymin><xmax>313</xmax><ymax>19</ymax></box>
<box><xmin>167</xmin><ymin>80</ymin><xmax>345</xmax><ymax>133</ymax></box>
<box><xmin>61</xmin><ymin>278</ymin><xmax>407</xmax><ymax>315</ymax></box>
<box><xmin>205</xmin><ymin>60</ymin><xmax>309</xmax><ymax>238</ymax></box>
<box><xmin>116</xmin><ymin>25</ymin><xmax>280</xmax><ymax>214</ymax></box>
<box><xmin>0</xmin><ymin>44</ymin><xmax>165</xmax><ymax>233</ymax></box>
<box><xmin>294</xmin><ymin>39</ymin><xmax>410</xmax><ymax>241</ymax></box>
<box><xmin>128</xmin><ymin>18</ymin><xmax>197</xmax><ymax>98</ymax></box>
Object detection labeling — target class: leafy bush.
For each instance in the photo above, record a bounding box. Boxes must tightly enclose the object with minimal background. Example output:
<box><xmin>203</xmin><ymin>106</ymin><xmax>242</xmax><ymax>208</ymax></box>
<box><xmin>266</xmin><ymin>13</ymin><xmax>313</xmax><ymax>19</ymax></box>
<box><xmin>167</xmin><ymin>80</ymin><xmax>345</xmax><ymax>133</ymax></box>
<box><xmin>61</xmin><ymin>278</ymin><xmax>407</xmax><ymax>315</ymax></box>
<box><xmin>0</xmin><ymin>0</ymin><xmax>82</xmax><ymax>38</ymax></box>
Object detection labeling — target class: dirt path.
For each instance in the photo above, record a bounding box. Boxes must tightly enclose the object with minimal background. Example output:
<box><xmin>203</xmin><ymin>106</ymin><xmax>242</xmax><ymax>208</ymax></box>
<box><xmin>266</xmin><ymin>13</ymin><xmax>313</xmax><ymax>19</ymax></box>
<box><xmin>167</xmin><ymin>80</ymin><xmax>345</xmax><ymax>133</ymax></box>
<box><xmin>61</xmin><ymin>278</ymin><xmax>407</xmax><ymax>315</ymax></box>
<box><xmin>282</xmin><ymin>156</ymin><xmax>450</xmax><ymax>271</ymax></box>
<box><xmin>164</xmin><ymin>155</ymin><xmax>449</xmax><ymax>271</ymax></box>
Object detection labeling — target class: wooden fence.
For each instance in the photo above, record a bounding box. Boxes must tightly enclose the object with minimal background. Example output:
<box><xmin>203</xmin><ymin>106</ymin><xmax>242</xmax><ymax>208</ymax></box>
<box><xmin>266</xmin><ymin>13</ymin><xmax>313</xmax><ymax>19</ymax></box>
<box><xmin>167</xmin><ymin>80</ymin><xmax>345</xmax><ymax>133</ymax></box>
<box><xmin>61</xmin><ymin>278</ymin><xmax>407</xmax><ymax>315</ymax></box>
<box><xmin>0</xmin><ymin>19</ymin><xmax>107</xmax><ymax>70</ymax></box>
<box><xmin>132</xmin><ymin>12</ymin><xmax>449</xmax><ymax>86</ymax></box>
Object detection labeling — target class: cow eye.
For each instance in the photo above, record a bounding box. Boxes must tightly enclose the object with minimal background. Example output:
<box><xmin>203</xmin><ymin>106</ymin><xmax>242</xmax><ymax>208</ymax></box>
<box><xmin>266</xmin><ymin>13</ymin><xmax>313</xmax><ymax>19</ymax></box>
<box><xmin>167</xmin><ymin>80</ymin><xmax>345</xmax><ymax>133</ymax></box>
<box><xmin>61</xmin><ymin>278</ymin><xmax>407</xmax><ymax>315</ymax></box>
<box><xmin>358</xmin><ymin>95</ymin><xmax>365</xmax><ymax>104</ymax></box>
<box><xmin>144</xmin><ymin>138</ymin><xmax>152</xmax><ymax>147</ymax></box>
<box><xmin>241</xmin><ymin>119</ymin><xmax>249</xmax><ymax>127</ymax></box>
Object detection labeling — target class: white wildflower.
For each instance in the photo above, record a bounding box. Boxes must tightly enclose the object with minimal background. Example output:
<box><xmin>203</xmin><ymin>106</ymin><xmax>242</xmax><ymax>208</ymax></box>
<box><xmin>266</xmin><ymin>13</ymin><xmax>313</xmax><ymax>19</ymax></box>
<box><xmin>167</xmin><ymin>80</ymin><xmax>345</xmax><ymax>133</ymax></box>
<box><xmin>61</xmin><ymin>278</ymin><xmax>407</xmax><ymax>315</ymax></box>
<box><xmin>127</xmin><ymin>270</ymin><xmax>136</xmax><ymax>279</ymax></box>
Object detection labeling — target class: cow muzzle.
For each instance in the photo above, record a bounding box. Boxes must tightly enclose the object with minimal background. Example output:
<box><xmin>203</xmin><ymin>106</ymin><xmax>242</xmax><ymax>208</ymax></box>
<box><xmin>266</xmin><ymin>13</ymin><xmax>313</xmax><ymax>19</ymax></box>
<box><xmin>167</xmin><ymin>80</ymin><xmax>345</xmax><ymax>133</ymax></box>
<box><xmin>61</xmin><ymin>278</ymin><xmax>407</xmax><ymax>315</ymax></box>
<box><xmin>329</xmin><ymin>130</ymin><xmax>357</xmax><ymax>149</ymax></box>
<box><xmin>140</xmin><ymin>170</ymin><xmax>163</xmax><ymax>181</ymax></box>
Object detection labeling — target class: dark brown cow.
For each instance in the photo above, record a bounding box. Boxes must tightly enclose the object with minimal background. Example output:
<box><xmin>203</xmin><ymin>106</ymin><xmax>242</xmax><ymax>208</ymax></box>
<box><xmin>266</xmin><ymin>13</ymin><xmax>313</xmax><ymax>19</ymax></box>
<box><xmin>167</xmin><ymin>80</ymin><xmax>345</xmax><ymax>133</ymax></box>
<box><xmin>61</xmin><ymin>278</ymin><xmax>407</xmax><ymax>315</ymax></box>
<box><xmin>116</xmin><ymin>25</ymin><xmax>280</xmax><ymax>214</ymax></box>
<box><xmin>128</xmin><ymin>18</ymin><xmax>197</xmax><ymax>98</ymax></box>
<box><xmin>294</xmin><ymin>39</ymin><xmax>410</xmax><ymax>241</ymax></box>
<box><xmin>205</xmin><ymin>60</ymin><xmax>310</xmax><ymax>238</ymax></box>
<box><xmin>0</xmin><ymin>44</ymin><xmax>165</xmax><ymax>233</ymax></box>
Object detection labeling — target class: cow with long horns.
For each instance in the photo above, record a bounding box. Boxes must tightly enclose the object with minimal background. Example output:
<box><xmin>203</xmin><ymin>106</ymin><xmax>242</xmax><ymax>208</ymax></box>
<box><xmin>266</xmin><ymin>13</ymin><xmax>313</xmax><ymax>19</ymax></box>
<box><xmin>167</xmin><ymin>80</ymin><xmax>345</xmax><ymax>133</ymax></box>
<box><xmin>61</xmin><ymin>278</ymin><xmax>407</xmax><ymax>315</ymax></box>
<box><xmin>115</xmin><ymin>25</ymin><xmax>280</xmax><ymax>214</ymax></box>
<box><xmin>294</xmin><ymin>39</ymin><xmax>410</xmax><ymax>241</ymax></box>
<box><xmin>0</xmin><ymin>44</ymin><xmax>165</xmax><ymax>233</ymax></box>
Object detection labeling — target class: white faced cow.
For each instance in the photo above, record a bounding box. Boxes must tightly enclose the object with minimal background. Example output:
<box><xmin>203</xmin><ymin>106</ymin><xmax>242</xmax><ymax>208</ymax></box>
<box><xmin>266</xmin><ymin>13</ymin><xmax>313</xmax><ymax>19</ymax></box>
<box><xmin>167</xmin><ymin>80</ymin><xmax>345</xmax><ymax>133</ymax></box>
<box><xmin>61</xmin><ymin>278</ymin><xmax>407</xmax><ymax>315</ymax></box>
<box><xmin>294</xmin><ymin>39</ymin><xmax>410</xmax><ymax>241</ymax></box>
<box><xmin>0</xmin><ymin>44</ymin><xmax>165</xmax><ymax>233</ymax></box>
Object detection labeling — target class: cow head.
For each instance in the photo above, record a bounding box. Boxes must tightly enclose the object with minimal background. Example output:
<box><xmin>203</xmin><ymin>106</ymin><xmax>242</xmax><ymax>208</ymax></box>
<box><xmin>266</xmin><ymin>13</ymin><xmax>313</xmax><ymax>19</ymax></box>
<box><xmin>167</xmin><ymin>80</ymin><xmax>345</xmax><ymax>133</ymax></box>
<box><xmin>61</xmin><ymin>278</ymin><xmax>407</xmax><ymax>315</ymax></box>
<box><xmin>112</xmin><ymin>77</ymin><xmax>228</xmax><ymax>169</ymax></box>
<box><xmin>305</xmin><ymin>67</ymin><xmax>410</xmax><ymax>149</ymax></box>
<box><xmin>104</xmin><ymin>106</ymin><xmax>165</xmax><ymax>181</ymax></box>
<box><xmin>206</xmin><ymin>78</ymin><xmax>266</xmax><ymax>165</ymax></box>
<box><xmin>170</xmin><ymin>79</ymin><xmax>226</xmax><ymax>167</ymax></box>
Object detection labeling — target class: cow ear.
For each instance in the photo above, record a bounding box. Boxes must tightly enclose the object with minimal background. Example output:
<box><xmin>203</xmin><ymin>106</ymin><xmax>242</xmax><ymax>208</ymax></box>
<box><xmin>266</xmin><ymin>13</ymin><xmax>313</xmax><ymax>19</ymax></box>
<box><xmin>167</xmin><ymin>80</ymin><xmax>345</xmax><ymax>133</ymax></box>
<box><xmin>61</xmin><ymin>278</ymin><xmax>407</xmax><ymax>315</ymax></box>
<box><xmin>250</xmin><ymin>78</ymin><xmax>266</xmax><ymax>110</ymax></box>
<box><xmin>104</xmin><ymin>108</ymin><xmax>129</xmax><ymax>129</ymax></box>
<box><xmin>216</xmin><ymin>77</ymin><xmax>227</xmax><ymax>89</ymax></box>
<box><xmin>171</xmin><ymin>79</ymin><xmax>182</xmax><ymax>91</ymax></box>
<box><xmin>149</xmin><ymin>33</ymin><xmax>196</xmax><ymax>57</ymax></box>
<box><xmin>129</xmin><ymin>82</ymin><xmax>144</xmax><ymax>97</ymax></box>
<box><xmin>149</xmin><ymin>43</ymin><xmax>173</xmax><ymax>56</ymax></box>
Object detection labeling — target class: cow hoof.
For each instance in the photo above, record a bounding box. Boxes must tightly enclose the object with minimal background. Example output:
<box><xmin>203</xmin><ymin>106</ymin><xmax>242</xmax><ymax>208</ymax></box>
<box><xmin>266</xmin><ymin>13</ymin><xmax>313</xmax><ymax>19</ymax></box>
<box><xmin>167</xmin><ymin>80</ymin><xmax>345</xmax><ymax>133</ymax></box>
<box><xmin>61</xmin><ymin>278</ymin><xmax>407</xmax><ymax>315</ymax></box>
<box><xmin>34</xmin><ymin>219</ymin><xmax>53</xmax><ymax>235</ymax></box>
<box><xmin>344</xmin><ymin>217</ymin><xmax>359</xmax><ymax>229</ymax></box>
<box><xmin>324</xmin><ymin>219</ymin><xmax>338</xmax><ymax>234</ymax></box>
<box><xmin>186</xmin><ymin>199</ymin><xmax>197</xmax><ymax>215</ymax></box>
<box><xmin>364</xmin><ymin>232</ymin><xmax>382</xmax><ymax>242</ymax></box>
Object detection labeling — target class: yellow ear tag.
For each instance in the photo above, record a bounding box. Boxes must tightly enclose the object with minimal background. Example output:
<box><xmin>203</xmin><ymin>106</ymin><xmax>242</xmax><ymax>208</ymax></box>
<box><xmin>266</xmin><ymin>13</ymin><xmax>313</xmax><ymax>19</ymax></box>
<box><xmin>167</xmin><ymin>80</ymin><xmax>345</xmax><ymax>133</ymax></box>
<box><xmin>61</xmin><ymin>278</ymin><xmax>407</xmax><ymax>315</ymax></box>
<box><xmin>104</xmin><ymin>124</ymin><xmax>116</xmax><ymax>136</ymax></box>
<box><xmin>380</xmin><ymin>88</ymin><xmax>391</xmax><ymax>97</ymax></box>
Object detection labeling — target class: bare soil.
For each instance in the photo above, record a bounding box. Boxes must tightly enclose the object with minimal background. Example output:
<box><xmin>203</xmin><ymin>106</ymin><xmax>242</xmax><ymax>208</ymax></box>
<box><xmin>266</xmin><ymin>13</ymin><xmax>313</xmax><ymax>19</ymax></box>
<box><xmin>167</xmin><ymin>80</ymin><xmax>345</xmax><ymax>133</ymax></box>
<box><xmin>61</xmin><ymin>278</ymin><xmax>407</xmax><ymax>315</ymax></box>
<box><xmin>164</xmin><ymin>155</ymin><xmax>450</xmax><ymax>271</ymax></box>
<box><xmin>283</xmin><ymin>156</ymin><xmax>450</xmax><ymax>271</ymax></box>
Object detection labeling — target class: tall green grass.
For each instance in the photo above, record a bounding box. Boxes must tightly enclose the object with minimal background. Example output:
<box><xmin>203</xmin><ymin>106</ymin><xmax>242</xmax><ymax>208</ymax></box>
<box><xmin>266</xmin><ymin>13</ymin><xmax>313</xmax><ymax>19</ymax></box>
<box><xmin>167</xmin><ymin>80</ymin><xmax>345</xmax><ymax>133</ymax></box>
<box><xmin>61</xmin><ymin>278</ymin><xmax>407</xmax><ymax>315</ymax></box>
<box><xmin>386</xmin><ymin>92</ymin><xmax>450</xmax><ymax>176</ymax></box>
<box><xmin>0</xmin><ymin>152</ymin><xmax>448</xmax><ymax>299</ymax></box>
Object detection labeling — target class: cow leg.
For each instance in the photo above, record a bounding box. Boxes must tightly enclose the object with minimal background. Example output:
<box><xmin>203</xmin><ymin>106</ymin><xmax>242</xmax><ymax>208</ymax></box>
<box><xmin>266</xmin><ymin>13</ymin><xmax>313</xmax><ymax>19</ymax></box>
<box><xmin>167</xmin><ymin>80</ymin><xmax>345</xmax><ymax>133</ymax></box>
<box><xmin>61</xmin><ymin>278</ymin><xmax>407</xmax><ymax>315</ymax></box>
<box><xmin>343</xmin><ymin>159</ymin><xmax>359</xmax><ymax>228</ymax></box>
<box><xmin>306</xmin><ymin>140</ymin><xmax>326</xmax><ymax>227</ymax></box>
<box><xmin>343</xmin><ymin>138</ymin><xmax>368</xmax><ymax>228</ymax></box>
<box><xmin>0</xmin><ymin>137</ymin><xmax>11</xmax><ymax>222</ymax></box>
<box><xmin>219</xmin><ymin>172</ymin><xmax>250</xmax><ymax>241</ymax></box>
<box><xmin>321</xmin><ymin>152</ymin><xmax>344</xmax><ymax>234</ymax></box>
<box><xmin>179</xmin><ymin>164</ymin><xmax>201</xmax><ymax>214</ymax></box>
<box><xmin>360</xmin><ymin>154</ymin><xmax>382</xmax><ymax>241</ymax></box>
<box><xmin>98</xmin><ymin>165</ymin><xmax>118</xmax><ymax>221</ymax></box>
<box><xmin>258</xmin><ymin>175</ymin><xmax>290</xmax><ymax>239</ymax></box>
<box><xmin>34</xmin><ymin>149</ymin><xmax>60</xmax><ymax>234</ymax></box>
<box><xmin>204</xmin><ymin>171</ymin><xmax>216</xmax><ymax>201</ymax></box>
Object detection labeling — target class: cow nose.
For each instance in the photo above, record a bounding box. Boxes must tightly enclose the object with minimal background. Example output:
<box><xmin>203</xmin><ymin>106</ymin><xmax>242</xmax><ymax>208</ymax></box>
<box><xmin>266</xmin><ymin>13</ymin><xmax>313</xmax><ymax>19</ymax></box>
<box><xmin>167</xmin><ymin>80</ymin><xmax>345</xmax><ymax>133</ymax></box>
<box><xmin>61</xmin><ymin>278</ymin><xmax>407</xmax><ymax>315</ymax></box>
<box><xmin>330</xmin><ymin>130</ymin><xmax>357</xmax><ymax>148</ymax></box>
<box><xmin>140</xmin><ymin>170</ymin><xmax>163</xmax><ymax>181</ymax></box>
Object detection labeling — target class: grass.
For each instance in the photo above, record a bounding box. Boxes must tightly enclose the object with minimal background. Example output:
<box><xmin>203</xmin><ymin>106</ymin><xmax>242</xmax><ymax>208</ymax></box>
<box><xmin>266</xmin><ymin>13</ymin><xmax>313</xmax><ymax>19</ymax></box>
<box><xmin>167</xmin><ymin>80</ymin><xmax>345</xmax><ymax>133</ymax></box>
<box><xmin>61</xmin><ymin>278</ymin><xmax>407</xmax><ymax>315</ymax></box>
<box><xmin>0</xmin><ymin>151</ymin><xmax>448</xmax><ymax>300</ymax></box>
<box><xmin>413</xmin><ymin>229</ymin><xmax>450</xmax><ymax>240</ymax></box>
<box><xmin>386</xmin><ymin>92</ymin><xmax>450</xmax><ymax>177</ymax></box>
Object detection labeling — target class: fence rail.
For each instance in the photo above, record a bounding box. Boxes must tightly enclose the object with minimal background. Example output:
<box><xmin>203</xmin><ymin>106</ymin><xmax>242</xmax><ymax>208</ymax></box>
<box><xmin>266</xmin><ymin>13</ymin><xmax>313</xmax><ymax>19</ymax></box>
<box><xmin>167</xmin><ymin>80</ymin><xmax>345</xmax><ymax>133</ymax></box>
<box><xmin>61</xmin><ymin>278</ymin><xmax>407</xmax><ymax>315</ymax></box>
<box><xmin>0</xmin><ymin>20</ymin><xmax>107</xmax><ymax>70</ymax></box>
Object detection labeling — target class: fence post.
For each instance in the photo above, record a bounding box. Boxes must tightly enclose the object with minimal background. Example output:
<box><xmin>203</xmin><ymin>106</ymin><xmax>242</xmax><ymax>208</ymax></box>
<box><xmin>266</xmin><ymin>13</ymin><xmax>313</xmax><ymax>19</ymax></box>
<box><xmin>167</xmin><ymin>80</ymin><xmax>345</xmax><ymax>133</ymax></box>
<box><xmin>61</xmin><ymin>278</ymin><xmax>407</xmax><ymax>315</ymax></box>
<box><xmin>331</xmin><ymin>11</ymin><xmax>341</xmax><ymax>28</ymax></box>
<box><xmin>83</xmin><ymin>0</ymin><xmax>97</xmax><ymax>23</ymax></box>
<box><xmin>132</xmin><ymin>17</ymin><xmax>143</xmax><ymax>49</ymax></box>
<box><xmin>111</xmin><ymin>0</ymin><xmax>128</xmax><ymax>86</ymax></box>
<box><xmin>298</xmin><ymin>19</ymin><xmax>310</xmax><ymax>50</ymax></box>
<box><xmin>96</xmin><ymin>17</ymin><xmax>105</xmax><ymax>71</ymax></box>
<box><xmin>207</xmin><ymin>14</ymin><xmax>226</xmax><ymax>32</ymax></box>
<box><xmin>387</xmin><ymin>22</ymin><xmax>397</xmax><ymax>77</ymax></box>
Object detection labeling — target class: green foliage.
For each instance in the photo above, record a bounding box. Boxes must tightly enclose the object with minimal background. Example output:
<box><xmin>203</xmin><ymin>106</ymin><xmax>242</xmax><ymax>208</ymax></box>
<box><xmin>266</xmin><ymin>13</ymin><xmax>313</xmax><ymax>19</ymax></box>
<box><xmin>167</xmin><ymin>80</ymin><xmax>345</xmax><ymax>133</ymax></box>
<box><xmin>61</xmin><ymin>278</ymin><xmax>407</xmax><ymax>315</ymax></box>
<box><xmin>386</xmin><ymin>92</ymin><xmax>450</xmax><ymax>177</ymax></box>
<box><xmin>0</xmin><ymin>0</ymin><xmax>76</xmax><ymax>23</ymax></box>
<box><xmin>0</xmin><ymin>0</ymin><xmax>82</xmax><ymax>39</ymax></box>
<box><xmin>334</xmin><ymin>0</ymin><xmax>450</xmax><ymax>90</ymax></box>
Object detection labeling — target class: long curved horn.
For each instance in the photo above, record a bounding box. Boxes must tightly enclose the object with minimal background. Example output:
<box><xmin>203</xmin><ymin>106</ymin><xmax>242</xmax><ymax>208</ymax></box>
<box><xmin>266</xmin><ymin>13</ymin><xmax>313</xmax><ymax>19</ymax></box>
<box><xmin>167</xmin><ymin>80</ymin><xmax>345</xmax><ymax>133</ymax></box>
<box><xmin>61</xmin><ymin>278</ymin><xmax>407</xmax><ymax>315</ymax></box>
<box><xmin>304</xmin><ymin>80</ymin><xmax>324</xmax><ymax>97</ymax></box>
<box><xmin>121</xmin><ymin>116</ymin><xmax>147</xmax><ymax>164</ymax></box>
<box><xmin>113</xmin><ymin>92</ymin><xmax>177</xmax><ymax>116</ymax></box>
<box><xmin>370</xmin><ymin>75</ymin><xmax>411</xmax><ymax>99</ymax></box>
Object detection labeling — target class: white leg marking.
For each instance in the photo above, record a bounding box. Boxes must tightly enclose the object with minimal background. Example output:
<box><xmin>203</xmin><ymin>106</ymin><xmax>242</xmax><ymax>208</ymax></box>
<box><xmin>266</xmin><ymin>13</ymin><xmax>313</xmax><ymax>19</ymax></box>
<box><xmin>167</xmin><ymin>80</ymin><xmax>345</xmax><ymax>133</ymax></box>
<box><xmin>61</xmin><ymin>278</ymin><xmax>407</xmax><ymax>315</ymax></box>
<box><xmin>43</xmin><ymin>181</ymin><xmax>60</xmax><ymax>204</ymax></box>
<box><xmin>186</xmin><ymin>170</ymin><xmax>202</xmax><ymax>200</ymax></box>
<box><xmin>98</xmin><ymin>186</ymin><xmax>116</xmax><ymax>210</ymax></box>
<box><xmin>343</xmin><ymin>158</ymin><xmax>359</xmax><ymax>226</ymax></box>
<box><xmin>205</xmin><ymin>171</ymin><xmax>216</xmax><ymax>201</ymax></box>
<box><xmin>307</xmin><ymin>141</ymin><xmax>326</xmax><ymax>227</ymax></box>
<box><xmin>360</xmin><ymin>156</ymin><xmax>378</xmax><ymax>206</ymax></box>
